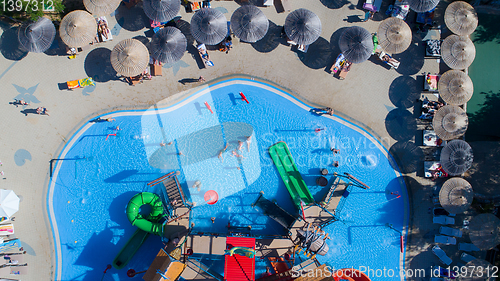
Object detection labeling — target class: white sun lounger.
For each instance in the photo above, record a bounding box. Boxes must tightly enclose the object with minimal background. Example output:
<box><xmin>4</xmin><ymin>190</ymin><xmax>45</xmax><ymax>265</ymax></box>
<box><xmin>458</xmin><ymin>243</ymin><xmax>480</xmax><ymax>252</ymax></box>
<box><xmin>461</xmin><ymin>252</ymin><xmax>477</xmax><ymax>263</ymax></box>
<box><xmin>439</xmin><ymin>226</ymin><xmax>462</xmax><ymax>237</ymax></box>
<box><xmin>197</xmin><ymin>44</ymin><xmax>214</xmax><ymax>68</ymax></box>
<box><xmin>435</xmin><ymin>235</ymin><xmax>457</xmax><ymax>245</ymax></box>
<box><xmin>432</xmin><ymin>245</ymin><xmax>452</xmax><ymax>265</ymax></box>
<box><xmin>433</xmin><ymin>216</ymin><xmax>455</xmax><ymax>225</ymax></box>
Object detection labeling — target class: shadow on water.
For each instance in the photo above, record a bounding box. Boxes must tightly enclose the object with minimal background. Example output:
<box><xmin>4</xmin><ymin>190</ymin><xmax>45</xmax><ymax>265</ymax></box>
<box><xmin>466</xmin><ymin>91</ymin><xmax>500</xmax><ymax>142</ymax></box>
<box><xmin>296</xmin><ymin>37</ymin><xmax>332</xmax><ymax>70</ymax></box>
<box><xmin>472</xmin><ymin>12</ymin><xmax>500</xmax><ymax>44</ymax></box>
<box><xmin>0</xmin><ymin>27</ymin><xmax>28</xmax><ymax>60</ymax></box>
<box><xmin>388</xmin><ymin>141</ymin><xmax>423</xmax><ymax>174</ymax></box>
<box><xmin>385</xmin><ymin>108</ymin><xmax>416</xmax><ymax>141</ymax></box>
<box><xmin>115</xmin><ymin>2</ymin><xmax>149</xmax><ymax>32</ymax></box>
<box><xmin>251</xmin><ymin>20</ymin><xmax>281</xmax><ymax>53</ymax></box>
<box><xmin>84</xmin><ymin>47</ymin><xmax>118</xmax><ymax>83</ymax></box>
<box><xmin>393</xmin><ymin>43</ymin><xmax>425</xmax><ymax>76</ymax></box>
<box><xmin>148</xmin><ymin>122</ymin><xmax>254</xmax><ymax>169</ymax></box>
<box><xmin>388</xmin><ymin>75</ymin><xmax>419</xmax><ymax>108</ymax></box>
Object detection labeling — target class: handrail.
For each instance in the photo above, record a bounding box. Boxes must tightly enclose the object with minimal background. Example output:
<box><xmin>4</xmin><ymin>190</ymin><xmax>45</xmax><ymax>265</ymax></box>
<box><xmin>173</xmin><ymin>176</ymin><xmax>188</xmax><ymax>207</ymax></box>
<box><xmin>343</xmin><ymin>172</ymin><xmax>371</xmax><ymax>189</ymax></box>
<box><xmin>147</xmin><ymin>171</ymin><xmax>176</xmax><ymax>187</ymax></box>
<box><xmin>186</xmin><ymin>258</ymin><xmax>223</xmax><ymax>280</ymax></box>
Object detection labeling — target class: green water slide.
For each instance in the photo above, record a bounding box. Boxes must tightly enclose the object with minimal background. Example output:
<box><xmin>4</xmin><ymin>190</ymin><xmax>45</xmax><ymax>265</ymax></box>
<box><xmin>112</xmin><ymin>192</ymin><xmax>166</xmax><ymax>269</ymax></box>
<box><xmin>269</xmin><ymin>141</ymin><xmax>314</xmax><ymax>209</ymax></box>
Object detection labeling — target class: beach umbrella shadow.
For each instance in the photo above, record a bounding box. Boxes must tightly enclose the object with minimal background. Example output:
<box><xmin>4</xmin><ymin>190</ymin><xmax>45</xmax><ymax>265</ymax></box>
<box><xmin>385</xmin><ymin>108</ymin><xmax>416</xmax><ymax>141</ymax></box>
<box><xmin>0</xmin><ymin>27</ymin><xmax>28</xmax><ymax>61</ymax></box>
<box><xmin>388</xmin><ymin>141</ymin><xmax>423</xmax><ymax>174</ymax></box>
<box><xmin>297</xmin><ymin>37</ymin><xmax>332</xmax><ymax>69</ymax></box>
<box><xmin>251</xmin><ymin>20</ymin><xmax>280</xmax><ymax>53</ymax></box>
<box><xmin>393</xmin><ymin>42</ymin><xmax>425</xmax><ymax>75</ymax></box>
<box><xmin>84</xmin><ymin>47</ymin><xmax>118</xmax><ymax>82</ymax></box>
<box><xmin>320</xmin><ymin>0</ymin><xmax>350</xmax><ymax>9</ymax></box>
<box><xmin>115</xmin><ymin>2</ymin><xmax>150</xmax><ymax>32</ymax></box>
<box><xmin>388</xmin><ymin>75</ymin><xmax>419</xmax><ymax>108</ymax></box>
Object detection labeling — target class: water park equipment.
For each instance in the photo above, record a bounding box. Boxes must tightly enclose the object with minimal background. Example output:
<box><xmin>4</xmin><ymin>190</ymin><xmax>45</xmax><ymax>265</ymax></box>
<box><xmin>239</xmin><ymin>92</ymin><xmax>249</xmax><ymax>103</ymax></box>
<box><xmin>204</xmin><ymin>190</ymin><xmax>219</xmax><ymax>205</ymax></box>
<box><xmin>0</xmin><ymin>224</ymin><xmax>14</xmax><ymax>236</ymax></box>
<box><xmin>224</xmin><ymin>237</ymin><xmax>256</xmax><ymax>281</ymax></box>
<box><xmin>143</xmin><ymin>248</ymin><xmax>186</xmax><ymax>281</ymax></box>
<box><xmin>113</xmin><ymin>192</ymin><xmax>167</xmax><ymax>269</ymax></box>
<box><xmin>268</xmin><ymin>142</ymin><xmax>314</xmax><ymax>210</ymax></box>
<box><xmin>294</xmin><ymin>223</ymin><xmax>329</xmax><ymax>257</ymax></box>
<box><xmin>333</xmin><ymin>268</ymin><xmax>371</xmax><ymax>281</ymax></box>
<box><xmin>252</xmin><ymin>191</ymin><xmax>297</xmax><ymax>231</ymax></box>
<box><xmin>225</xmin><ymin>246</ymin><xmax>255</xmax><ymax>258</ymax></box>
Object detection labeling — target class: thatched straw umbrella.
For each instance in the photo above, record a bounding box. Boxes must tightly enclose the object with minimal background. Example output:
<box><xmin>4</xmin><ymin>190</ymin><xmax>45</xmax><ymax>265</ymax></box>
<box><xmin>377</xmin><ymin>17</ymin><xmax>412</xmax><ymax>54</ymax></box>
<box><xmin>339</xmin><ymin>26</ymin><xmax>373</xmax><ymax>64</ymax></box>
<box><xmin>84</xmin><ymin>0</ymin><xmax>121</xmax><ymax>16</ymax></box>
<box><xmin>59</xmin><ymin>10</ymin><xmax>97</xmax><ymax>48</ymax></box>
<box><xmin>441</xmin><ymin>35</ymin><xmax>476</xmax><ymax>70</ymax></box>
<box><xmin>150</xmin><ymin>26</ymin><xmax>187</xmax><ymax>64</ymax></box>
<box><xmin>18</xmin><ymin>17</ymin><xmax>56</xmax><ymax>53</ymax></box>
<box><xmin>143</xmin><ymin>0</ymin><xmax>181</xmax><ymax>23</ymax></box>
<box><xmin>440</xmin><ymin>139</ymin><xmax>473</xmax><ymax>176</ymax></box>
<box><xmin>438</xmin><ymin>70</ymin><xmax>474</xmax><ymax>105</ymax></box>
<box><xmin>469</xmin><ymin>213</ymin><xmax>500</xmax><ymax>250</ymax></box>
<box><xmin>230</xmin><ymin>5</ymin><xmax>269</xmax><ymax>43</ymax></box>
<box><xmin>444</xmin><ymin>1</ymin><xmax>478</xmax><ymax>36</ymax></box>
<box><xmin>190</xmin><ymin>8</ymin><xmax>227</xmax><ymax>45</ymax></box>
<box><xmin>111</xmin><ymin>39</ymin><xmax>150</xmax><ymax>77</ymax></box>
<box><xmin>284</xmin><ymin>8</ymin><xmax>322</xmax><ymax>46</ymax></box>
<box><xmin>433</xmin><ymin>105</ymin><xmax>468</xmax><ymax>140</ymax></box>
<box><xmin>439</xmin><ymin>177</ymin><xmax>473</xmax><ymax>214</ymax></box>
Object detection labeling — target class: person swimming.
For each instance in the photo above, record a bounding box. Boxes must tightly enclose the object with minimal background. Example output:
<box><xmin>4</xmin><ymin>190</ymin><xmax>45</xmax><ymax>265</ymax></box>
<box><xmin>237</xmin><ymin>141</ymin><xmax>244</xmax><ymax>151</ymax></box>
<box><xmin>232</xmin><ymin>150</ymin><xmax>244</xmax><ymax>158</ymax></box>
<box><xmin>246</xmin><ymin>136</ymin><xmax>252</xmax><ymax>152</ymax></box>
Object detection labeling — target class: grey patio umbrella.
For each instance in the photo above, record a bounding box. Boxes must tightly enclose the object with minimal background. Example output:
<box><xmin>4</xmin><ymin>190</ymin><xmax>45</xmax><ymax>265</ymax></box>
<box><xmin>284</xmin><ymin>8</ymin><xmax>322</xmax><ymax>46</ymax></box>
<box><xmin>439</xmin><ymin>177</ymin><xmax>473</xmax><ymax>214</ymax></box>
<box><xmin>469</xmin><ymin>213</ymin><xmax>500</xmax><ymax>250</ymax></box>
<box><xmin>190</xmin><ymin>8</ymin><xmax>227</xmax><ymax>45</ymax></box>
<box><xmin>441</xmin><ymin>35</ymin><xmax>476</xmax><ymax>70</ymax></box>
<box><xmin>111</xmin><ymin>39</ymin><xmax>150</xmax><ymax>77</ymax></box>
<box><xmin>460</xmin><ymin>259</ymin><xmax>495</xmax><ymax>281</ymax></box>
<box><xmin>18</xmin><ymin>17</ymin><xmax>56</xmax><ymax>53</ymax></box>
<box><xmin>377</xmin><ymin>17</ymin><xmax>412</xmax><ymax>54</ymax></box>
<box><xmin>230</xmin><ymin>5</ymin><xmax>269</xmax><ymax>43</ymax></box>
<box><xmin>438</xmin><ymin>70</ymin><xmax>474</xmax><ymax>105</ymax></box>
<box><xmin>407</xmin><ymin>0</ymin><xmax>439</xmax><ymax>13</ymax></box>
<box><xmin>440</xmin><ymin>139</ymin><xmax>473</xmax><ymax>176</ymax></box>
<box><xmin>143</xmin><ymin>0</ymin><xmax>181</xmax><ymax>23</ymax></box>
<box><xmin>433</xmin><ymin>105</ymin><xmax>468</xmax><ymax>140</ymax></box>
<box><xmin>84</xmin><ymin>0</ymin><xmax>121</xmax><ymax>16</ymax></box>
<box><xmin>339</xmin><ymin>26</ymin><xmax>373</xmax><ymax>64</ymax></box>
<box><xmin>59</xmin><ymin>10</ymin><xmax>97</xmax><ymax>48</ymax></box>
<box><xmin>445</xmin><ymin>1</ymin><xmax>478</xmax><ymax>36</ymax></box>
<box><xmin>150</xmin><ymin>26</ymin><xmax>186</xmax><ymax>64</ymax></box>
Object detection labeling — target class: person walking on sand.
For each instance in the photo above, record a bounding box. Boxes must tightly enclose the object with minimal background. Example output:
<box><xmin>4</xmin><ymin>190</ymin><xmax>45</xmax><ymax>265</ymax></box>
<box><xmin>198</xmin><ymin>76</ymin><xmax>206</xmax><ymax>82</ymax></box>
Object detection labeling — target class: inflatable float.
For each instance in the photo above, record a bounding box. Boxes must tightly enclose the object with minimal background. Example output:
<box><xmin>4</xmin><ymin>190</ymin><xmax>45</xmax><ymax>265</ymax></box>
<box><xmin>333</xmin><ymin>269</ymin><xmax>371</xmax><ymax>281</ymax></box>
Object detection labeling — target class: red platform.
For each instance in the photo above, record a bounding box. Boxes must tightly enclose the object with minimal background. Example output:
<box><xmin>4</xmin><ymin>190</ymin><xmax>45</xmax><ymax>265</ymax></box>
<box><xmin>224</xmin><ymin>237</ymin><xmax>256</xmax><ymax>281</ymax></box>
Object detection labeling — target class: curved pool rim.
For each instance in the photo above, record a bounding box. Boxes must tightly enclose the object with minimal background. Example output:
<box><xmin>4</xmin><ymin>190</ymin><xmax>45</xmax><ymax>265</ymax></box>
<box><xmin>47</xmin><ymin>74</ymin><xmax>410</xmax><ymax>280</ymax></box>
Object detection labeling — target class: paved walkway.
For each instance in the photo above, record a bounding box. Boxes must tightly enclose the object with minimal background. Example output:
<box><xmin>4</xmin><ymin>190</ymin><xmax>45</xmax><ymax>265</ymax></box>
<box><xmin>0</xmin><ymin>0</ymin><xmax>478</xmax><ymax>280</ymax></box>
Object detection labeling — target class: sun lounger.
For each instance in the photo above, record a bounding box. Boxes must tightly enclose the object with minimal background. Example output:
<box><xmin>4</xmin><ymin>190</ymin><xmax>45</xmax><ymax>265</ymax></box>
<box><xmin>432</xmin><ymin>245</ymin><xmax>452</xmax><ymax>265</ymax></box>
<box><xmin>189</xmin><ymin>1</ymin><xmax>210</xmax><ymax>11</ymax></box>
<box><xmin>433</xmin><ymin>216</ymin><xmax>455</xmax><ymax>225</ymax></box>
<box><xmin>424</xmin><ymin>130</ymin><xmax>446</xmax><ymax>147</ymax></box>
<box><xmin>433</xmin><ymin>207</ymin><xmax>455</xmax><ymax>217</ymax></box>
<box><xmin>377</xmin><ymin>50</ymin><xmax>400</xmax><ymax>69</ymax></box>
<box><xmin>297</xmin><ymin>44</ymin><xmax>309</xmax><ymax>53</ymax></box>
<box><xmin>425</xmin><ymin>162</ymin><xmax>448</xmax><ymax>179</ymax></box>
<box><xmin>435</xmin><ymin>235</ymin><xmax>457</xmax><ymax>245</ymax></box>
<box><xmin>424</xmin><ymin>73</ymin><xmax>440</xmax><ymax>92</ymax></box>
<box><xmin>197</xmin><ymin>44</ymin><xmax>214</xmax><ymax>68</ymax></box>
<box><xmin>389</xmin><ymin>0</ymin><xmax>409</xmax><ymax>20</ymax></box>
<box><xmin>439</xmin><ymin>226</ymin><xmax>462</xmax><ymax>237</ymax></box>
<box><xmin>0</xmin><ymin>225</ymin><xmax>13</xmax><ymax>236</ymax></box>
<box><xmin>458</xmin><ymin>243</ymin><xmax>480</xmax><ymax>252</ymax></box>
<box><xmin>425</xmin><ymin>40</ymin><xmax>441</xmax><ymax>57</ymax></box>
<box><xmin>461</xmin><ymin>252</ymin><xmax>477</xmax><ymax>263</ymax></box>
<box><xmin>363</xmin><ymin>0</ymin><xmax>382</xmax><ymax>12</ymax></box>
<box><xmin>96</xmin><ymin>16</ymin><xmax>112</xmax><ymax>42</ymax></box>
<box><xmin>263</xmin><ymin>0</ymin><xmax>274</xmax><ymax>6</ymax></box>
<box><xmin>280</xmin><ymin>0</ymin><xmax>291</xmax><ymax>12</ymax></box>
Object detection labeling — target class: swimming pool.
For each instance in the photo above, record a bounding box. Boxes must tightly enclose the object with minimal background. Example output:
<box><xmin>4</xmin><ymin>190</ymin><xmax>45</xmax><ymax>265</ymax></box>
<box><xmin>48</xmin><ymin>76</ymin><xmax>408</xmax><ymax>280</ymax></box>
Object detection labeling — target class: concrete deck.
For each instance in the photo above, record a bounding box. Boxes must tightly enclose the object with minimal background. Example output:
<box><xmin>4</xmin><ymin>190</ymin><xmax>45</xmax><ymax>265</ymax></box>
<box><xmin>0</xmin><ymin>0</ymin><xmax>492</xmax><ymax>280</ymax></box>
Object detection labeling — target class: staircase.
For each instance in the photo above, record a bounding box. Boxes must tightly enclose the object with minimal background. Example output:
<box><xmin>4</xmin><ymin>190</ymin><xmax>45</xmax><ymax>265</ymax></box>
<box><xmin>162</xmin><ymin>176</ymin><xmax>186</xmax><ymax>209</ymax></box>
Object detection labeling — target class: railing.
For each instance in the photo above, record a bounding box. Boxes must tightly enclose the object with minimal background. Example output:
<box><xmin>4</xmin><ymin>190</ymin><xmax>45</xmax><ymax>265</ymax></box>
<box><xmin>343</xmin><ymin>172</ymin><xmax>371</xmax><ymax>189</ymax></box>
<box><xmin>147</xmin><ymin>171</ymin><xmax>176</xmax><ymax>187</ymax></box>
<box><xmin>186</xmin><ymin>258</ymin><xmax>223</xmax><ymax>280</ymax></box>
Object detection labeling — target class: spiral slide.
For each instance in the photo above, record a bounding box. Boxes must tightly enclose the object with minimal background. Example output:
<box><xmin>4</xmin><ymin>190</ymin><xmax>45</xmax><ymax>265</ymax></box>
<box><xmin>113</xmin><ymin>192</ymin><xmax>166</xmax><ymax>269</ymax></box>
<box><xmin>333</xmin><ymin>269</ymin><xmax>371</xmax><ymax>281</ymax></box>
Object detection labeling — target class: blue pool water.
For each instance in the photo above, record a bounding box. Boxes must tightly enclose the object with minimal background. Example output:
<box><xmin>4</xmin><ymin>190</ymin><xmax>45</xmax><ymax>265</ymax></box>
<box><xmin>48</xmin><ymin>78</ymin><xmax>408</xmax><ymax>280</ymax></box>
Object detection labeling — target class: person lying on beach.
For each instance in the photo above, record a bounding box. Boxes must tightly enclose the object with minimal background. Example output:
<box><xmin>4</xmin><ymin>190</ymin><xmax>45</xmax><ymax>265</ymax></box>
<box><xmin>12</xmin><ymin>99</ymin><xmax>29</xmax><ymax>107</ymax></box>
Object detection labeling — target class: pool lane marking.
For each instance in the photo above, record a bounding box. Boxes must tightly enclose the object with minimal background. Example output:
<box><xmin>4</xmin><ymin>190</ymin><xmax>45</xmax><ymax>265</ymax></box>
<box><xmin>48</xmin><ymin>78</ymin><xmax>408</xmax><ymax>280</ymax></box>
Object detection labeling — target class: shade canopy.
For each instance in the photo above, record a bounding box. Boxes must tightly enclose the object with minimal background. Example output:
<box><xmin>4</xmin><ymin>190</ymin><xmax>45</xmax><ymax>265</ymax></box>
<box><xmin>18</xmin><ymin>17</ymin><xmax>56</xmax><ymax>53</ymax></box>
<box><xmin>284</xmin><ymin>9</ymin><xmax>322</xmax><ymax>46</ymax></box>
<box><xmin>150</xmin><ymin>26</ymin><xmax>187</xmax><ymax>64</ymax></box>
<box><xmin>460</xmin><ymin>259</ymin><xmax>495</xmax><ymax>281</ymax></box>
<box><xmin>0</xmin><ymin>190</ymin><xmax>20</xmax><ymax>218</ymax></box>
<box><xmin>440</xmin><ymin>139</ymin><xmax>473</xmax><ymax>176</ymax></box>
<box><xmin>439</xmin><ymin>177</ymin><xmax>473</xmax><ymax>214</ymax></box>
<box><xmin>445</xmin><ymin>1</ymin><xmax>478</xmax><ymax>36</ymax></box>
<box><xmin>433</xmin><ymin>105</ymin><xmax>468</xmax><ymax>140</ymax></box>
<box><xmin>111</xmin><ymin>39</ymin><xmax>150</xmax><ymax>77</ymax></box>
<box><xmin>441</xmin><ymin>35</ymin><xmax>476</xmax><ymax>70</ymax></box>
<box><xmin>84</xmin><ymin>0</ymin><xmax>121</xmax><ymax>16</ymax></box>
<box><xmin>59</xmin><ymin>10</ymin><xmax>98</xmax><ymax>48</ymax></box>
<box><xmin>190</xmin><ymin>8</ymin><xmax>227</xmax><ymax>45</ymax></box>
<box><xmin>143</xmin><ymin>0</ymin><xmax>181</xmax><ymax>23</ymax></box>
<box><xmin>339</xmin><ymin>26</ymin><xmax>373</xmax><ymax>64</ymax></box>
<box><xmin>469</xmin><ymin>213</ymin><xmax>500</xmax><ymax>250</ymax></box>
<box><xmin>230</xmin><ymin>5</ymin><xmax>269</xmax><ymax>43</ymax></box>
<box><xmin>407</xmin><ymin>0</ymin><xmax>439</xmax><ymax>13</ymax></box>
<box><xmin>438</xmin><ymin>70</ymin><xmax>474</xmax><ymax>105</ymax></box>
<box><xmin>377</xmin><ymin>17</ymin><xmax>412</xmax><ymax>54</ymax></box>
